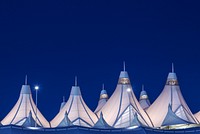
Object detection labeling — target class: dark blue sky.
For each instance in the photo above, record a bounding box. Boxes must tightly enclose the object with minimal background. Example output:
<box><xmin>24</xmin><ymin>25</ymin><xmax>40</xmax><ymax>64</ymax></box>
<box><xmin>0</xmin><ymin>0</ymin><xmax>200</xmax><ymax>121</ymax></box>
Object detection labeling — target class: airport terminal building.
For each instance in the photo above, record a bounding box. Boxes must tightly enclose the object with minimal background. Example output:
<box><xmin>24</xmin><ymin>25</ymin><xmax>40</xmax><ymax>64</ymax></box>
<box><xmin>1</xmin><ymin>64</ymin><xmax>200</xmax><ymax>134</ymax></box>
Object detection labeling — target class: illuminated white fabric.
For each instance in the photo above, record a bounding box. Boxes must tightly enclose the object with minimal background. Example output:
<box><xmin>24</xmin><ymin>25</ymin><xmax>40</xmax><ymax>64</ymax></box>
<box><xmin>99</xmin><ymin>71</ymin><xmax>153</xmax><ymax>128</ymax></box>
<box><xmin>194</xmin><ymin>112</ymin><xmax>200</xmax><ymax>122</ymax></box>
<box><xmin>50</xmin><ymin>86</ymin><xmax>98</xmax><ymax>128</ymax></box>
<box><xmin>94</xmin><ymin>99</ymin><xmax>107</xmax><ymax>115</ymax></box>
<box><xmin>94</xmin><ymin>89</ymin><xmax>108</xmax><ymax>115</ymax></box>
<box><xmin>146</xmin><ymin>72</ymin><xmax>198</xmax><ymax>127</ymax></box>
<box><xmin>1</xmin><ymin>85</ymin><xmax>50</xmax><ymax>127</ymax></box>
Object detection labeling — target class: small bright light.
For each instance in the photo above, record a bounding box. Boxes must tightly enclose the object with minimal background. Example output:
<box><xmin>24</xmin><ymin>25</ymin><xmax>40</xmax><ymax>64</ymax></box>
<box><xmin>127</xmin><ymin>88</ymin><xmax>131</xmax><ymax>92</ymax></box>
<box><xmin>35</xmin><ymin>86</ymin><xmax>39</xmax><ymax>90</ymax></box>
<box><xmin>26</xmin><ymin>127</ymin><xmax>41</xmax><ymax>130</ymax></box>
<box><xmin>127</xmin><ymin>126</ymin><xmax>139</xmax><ymax>129</ymax></box>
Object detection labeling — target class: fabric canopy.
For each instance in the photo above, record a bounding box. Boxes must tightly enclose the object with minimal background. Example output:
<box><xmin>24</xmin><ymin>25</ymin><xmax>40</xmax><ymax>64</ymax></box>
<box><xmin>147</xmin><ymin>69</ymin><xmax>198</xmax><ymax>127</ymax></box>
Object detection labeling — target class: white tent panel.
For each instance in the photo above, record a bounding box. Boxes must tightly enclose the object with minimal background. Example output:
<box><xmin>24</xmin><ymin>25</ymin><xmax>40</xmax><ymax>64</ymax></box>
<box><xmin>99</xmin><ymin>70</ymin><xmax>153</xmax><ymax>128</ymax></box>
<box><xmin>139</xmin><ymin>87</ymin><xmax>151</xmax><ymax>110</ymax></box>
<box><xmin>50</xmin><ymin>86</ymin><xmax>98</xmax><ymax>128</ymax></box>
<box><xmin>146</xmin><ymin>71</ymin><xmax>198</xmax><ymax>127</ymax></box>
<box><xmin>194</xmin><ymin>112</ymin><xmax>200</xmax><ymax>122</ymax></box>
<box><xmin>1</xmin><ymin>85</ymin><xmax>50</xmax><ymax>128</ymax></box>
<box><xmin>94</xmin><ymin>88</ymin><xmax>108</xmax><ymax>115</ymax></box>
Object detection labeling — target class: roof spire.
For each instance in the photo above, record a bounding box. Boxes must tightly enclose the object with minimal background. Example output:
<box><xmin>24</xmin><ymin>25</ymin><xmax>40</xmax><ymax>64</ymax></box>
<box><xmin>25</xmin><ymin>75</ymin><xmax>28</xmax><ymax>85</ymax></box>
<box><xmin>172</xmin><ymin>63</ymin><xmax>174</xmax><ymax>73</ymax></box>
<box><xmin>102</xmin><ymin>83</ymin><xmax>104</xmax><ymax>90</ymax></box>
<box><xmin>63</xmin><ymin>96</ymin><xmax>65</xmax><ymax>102</ymax></box>
<box><xmin>142</xmin><ymin>84</ymin><xmax>144</xmax><ymax>91</ymax></box>
<box><xmin>75</xmin><ymin>76</ymin><xmax>77</xmax><ymax>86</ymax></box>
<box><xmin>123</xmin><ymin>61</ymin><xmax>126</xmax><ymax>71</ymax></box>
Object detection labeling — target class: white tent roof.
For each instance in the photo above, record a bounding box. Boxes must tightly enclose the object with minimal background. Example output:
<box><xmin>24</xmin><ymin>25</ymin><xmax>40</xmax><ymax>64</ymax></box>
<box><xmin>50</xmin><ymin>79</ymin><xmax>98</xmax><ymax>128</ymax></box>
<box><xmin>99</xmin><ymin>66</ymin><xmax>153</xmax><ymax>128</ymax></box>
<box><xmin>139</xmin><ymin>86</ymin><xmax>151</xmax><ymax>110</ymax></box>
<box><xmin>194</xmin><ymin>112</ymin><xmax>200</xmax><ymax>122</ymax></box>
<box><xmin>146</xmin><ymin>65</ymin><xmax>198</xmax><ymax>127</ymax></box>
<box><xmin>94</xmin><ymin>85</ymin><xmax>108</xmax><ymax>115</ymax></box>
<box><xmin>1</xmin><ymin>77</ymin><xmax>50</xmax><ymax>128</ymax></box>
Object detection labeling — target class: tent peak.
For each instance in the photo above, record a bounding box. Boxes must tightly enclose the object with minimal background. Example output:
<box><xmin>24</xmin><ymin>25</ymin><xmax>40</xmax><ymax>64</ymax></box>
<box><xmin>75</xmin><ymin>76</ymin><xmax>77</xmax><ymax>86</ymax></box>
<box><xmin>172</xmin><ymin>63</ymin><xmax>174</xmax><ymax>73</ymax></box>
<box><xmin>167</xmin><ymin>63</ymin><xmax>177</xmax><ymax>80</ymax></box>
<box><xmin>25</xmin><ymin>75</ymin><xmax>28</xmax><ymax>85</ymax></box>
<box><xmin>100</xmin><ymin>84</ymin><xmax>107</xmax><ymax>95</ymax></box>
<box><xmin>142</xmin><ymin>84</ymin><xmax>144</xmax><ymax>91</ymax></box>
<box><xmin>123</xmin><ymin>61</ymin><xmax>126</xmax><ymax>71</ymax></box>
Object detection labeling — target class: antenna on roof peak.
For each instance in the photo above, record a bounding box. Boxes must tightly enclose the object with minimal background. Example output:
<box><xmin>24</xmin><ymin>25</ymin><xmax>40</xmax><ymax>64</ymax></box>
<box><xmin>123</xmin><ymin>61</ymin><xmax>126</xmax><ymax>71</ymax></box>
<box><xmin>172</xmin><ymin>63</ymin><xmax>174</xmax><ymax>73</ymax></box>
<box><xmin>142</xmin><ymin>84</ymin><xmax>144</xmax><ymax>91</ymax></box>
<box><xmin>25</xmin><ymin>75</ymin><xmax>28</xmax><ymax>85</ymax></box>
<box><xmin>102</xmin><ymin>83</ymin><xmax>104</xmax><ymax>90</ymax></box>
<box><xmin>75</xmin><ymin>76</ymin><xmax>77</xmax><ymax>86</ymax></box>
<box><xmin>63</xmin><ymin>96</ymin><xmax>65</xmax><ymax>102</ymax></box>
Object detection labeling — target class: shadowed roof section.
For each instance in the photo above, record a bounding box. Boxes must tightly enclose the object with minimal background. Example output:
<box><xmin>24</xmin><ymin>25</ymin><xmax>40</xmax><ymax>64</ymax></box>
<box><xmin>94</xmin><ymin>112</ymin><xmax>112</xmax><ymax>129</ymax></box>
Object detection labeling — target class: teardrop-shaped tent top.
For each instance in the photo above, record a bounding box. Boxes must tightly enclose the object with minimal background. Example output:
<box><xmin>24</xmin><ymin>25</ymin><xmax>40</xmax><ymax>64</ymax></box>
<box><xmin>1</xmin><ymin>77</ymin><xmax>50</xmax><ymax>128</ymax></box>
<box><xmin>59</xmin><ymin>96</ymin><xmax>66</xmax><ymax>111</ymax></box>
<box><xmin>146</xmin><ymin>64</ymin><xmax>198</xmax><ymax>127</ymax></box>
<box><xmin>139</xmin><ymin>85</ymin><xmax>151</xmax><ymax>110</ymax></box>
<box><xmin>99</xmin><ymin>64</ymin><xmax>153</xmax><ymax>128</ymax></box>
<box><xmin>94</xmin><ymin>84</ymin><xmax>109</xmax><ymax>115</ymax></box>
<box><xmin>50</xmin><ymin>78</ymin><xmax>98</xmax><ymax>128</ymax></box>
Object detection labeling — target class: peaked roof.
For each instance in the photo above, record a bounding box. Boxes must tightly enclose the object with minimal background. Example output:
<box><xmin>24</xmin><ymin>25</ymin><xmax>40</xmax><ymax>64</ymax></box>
<box><xmin>50</xmin><ymin>79</ymin><xmax>98</xmax><ymax>128</ymax></box>
<box><xmin>162</xmin><ymin>105</ymin><xmax>192</xmax><ymax>126</ymax></box>
<box><xmin>93</xmin><ymin>112</ymin><xmax>112</xmax><ymax>129</ymax></box>
<box><xmin>94</xmin><ymin>85</ymin><xmax>109</xmax><ymax>114</ymax></box>
<box><xmin>22</xmin><ymin>112</ymin><xmax>35</xmax><ymax>127</ymax></box>
<box><xmin>99</xmin><ymin>66</ymin><xmax>153</xmax><ymax>128</ymax></box>
<box><xmin>139</xmin><ymin>86</ymin><xmax>151</xmax><ymax>110</ymax></box>
<box><xmin>1</xmin><ymin>78</ymin><xmax>50</xmax><ymax>128</ymax></box>
<box><xmin>146</xmin><ymin>65</ymin><xmax>198</xmax><ymax>127</ymax></box>
<box><xmin>57</xmin><ymin>112</ymin><xmax>73</xmax><ymax>127</ymax></box>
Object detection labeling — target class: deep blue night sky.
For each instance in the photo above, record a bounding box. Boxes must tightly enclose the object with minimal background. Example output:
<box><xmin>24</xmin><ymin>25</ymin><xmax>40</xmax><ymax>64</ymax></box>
<box><xmin>0</xmin><ymin>0</ymin><xmax>200</xmax><ymax>121</ymax></box>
